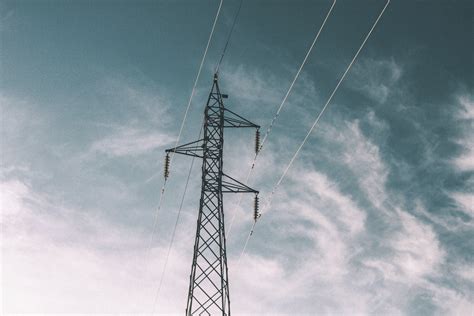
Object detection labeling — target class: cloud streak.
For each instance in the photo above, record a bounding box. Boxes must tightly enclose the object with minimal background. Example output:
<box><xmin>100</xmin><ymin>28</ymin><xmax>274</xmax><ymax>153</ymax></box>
<box><xmin>89</xmin><ymin>126</ymin><xmax>174</xmax><ymax>157</ymax></box>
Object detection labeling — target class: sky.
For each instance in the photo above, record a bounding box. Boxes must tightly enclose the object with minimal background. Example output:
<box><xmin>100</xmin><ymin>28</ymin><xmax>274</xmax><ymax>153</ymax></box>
<box><xmin>1</xmin><ymin>0</ymin><xmax>473</xmax><ymax>314</ymax></box>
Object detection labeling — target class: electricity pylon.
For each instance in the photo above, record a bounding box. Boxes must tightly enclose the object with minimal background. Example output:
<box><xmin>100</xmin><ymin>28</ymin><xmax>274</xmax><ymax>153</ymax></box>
<box><xmin>165</xmin><ymin>73</ymin><xmax>259</xmax><ymax>315</ymax></box>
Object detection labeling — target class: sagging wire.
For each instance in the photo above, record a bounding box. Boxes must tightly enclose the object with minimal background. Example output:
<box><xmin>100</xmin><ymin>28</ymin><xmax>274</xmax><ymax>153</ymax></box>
<box><xmin>226</xmin><ymin>0</ymin><xmax>337</xmax><ymax>238</ymax></box>
<box><xmin>146</xmin><ymin>0</ymin><xmax>223</xmax><ymax>256</ymax></box>
<box><xmin>215</xmin><ymin>0</ymin><xmax>245</xmax><ymax>74</ymax></box>
<box><xmin>235</xmin><ymin>0</ymin><xmax>391</xmax><ymax>270</ymax></box>
<box><xmin>152</xmin><ymin>123</ymin><xmax>204</xmax><ymax>312</ymax></box>
<box><xmin>139</xmin><ymin>0</ymin><xmax>224</xmax><ymax>310</ymax></box>
<box><xmin>151</xmin><ymin>0</ymin><xmax>247</xmax><ymax>310</ymax></box>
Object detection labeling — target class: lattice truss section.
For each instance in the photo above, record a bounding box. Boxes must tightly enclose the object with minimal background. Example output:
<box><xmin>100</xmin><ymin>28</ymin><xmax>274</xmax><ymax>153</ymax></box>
<box><xmin>166</xmin><ymin>74</ymin><xmax>258</xmax><ymax>315</ymax></box>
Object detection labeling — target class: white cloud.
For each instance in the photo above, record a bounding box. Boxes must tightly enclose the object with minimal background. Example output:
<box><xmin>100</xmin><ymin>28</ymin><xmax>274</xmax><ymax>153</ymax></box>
<box><xmin>343</xmin><ymin>121</ymin><xmax>389</xmax><ymax>209</ymax></box>
<box><xmin>450</xmin><ymin>192</ymin><xmax>474</xmax><ymax>216</ymax></box>
<box><xmin>350</xmin><ymin>57</ymin><xmax>402</xmax><ymax>104</ymax></box>
<box><xmin>448</xmin><ymin>94</ymin><xmax>474</xmax><ymax>223</ymax></box>
<box><xmin>83</xmin><ymin>77</ymin><xmax>177</xmax><ymax>158</ymax></box>
<box><xmin>453</xmin><ymin>143</ymin><xmax>474</xmax><ymax>172</ymax></box>
<box><xmin>318</xmin><ymin>115</ymin><xmax>446</xmax><ymax>291</ymax></box>
<box><xmin>413</xmin><ymin>199</ymin><xmax>473</xmax><ymax>231</ymax></box>
<box><xmin>3</xmin><ymin>102</ymin><xmax>470</xmax><ymax>314</ymax></box>
<box><xmin>321</xmin><ymin>117</ymin><xmax>391</xmax><ymax>212</ymax></box>
<box><xmin>89</xmin><ymin>126</ymin><xmax>174</xmax><ymax>157</ymax></box>
<box><xmin>0</xmin><ymin>175</ymin><xmax>191</xmax><ymax>313</ymax></box>
<box><xmin>425</xmin><ymin>280</ymin><xmax>474</xmax><ymax>315</ymax></box>
<box><xmin>0</xmin><ymin>178</ymin><xmax>30</xmax><ymax>220</ymax></box>
<box><xmin>289</xmin><ymin>170</ymin><xmax>366</xmax><ymax>236</ymax></box>
<box><xmin>98</xmin><ymin>75</ymin><xmax>172</xmax><ymax>126</ymax></box>
<box><xmin>2</xmin><ymin>68</ymin><xmax>472</xmax><ymax>315</ymax></box>
<box><xmin>227</xmin><ymin>108</ymin><xmax>471</xmax><ymax>314</ymax></box>
<box><xmin>0</xmin><ymin>94</ymin><xmax>46</xmax><ymax>161</ymax></box>
<box><xmin>457</xmin><ymin>94</ymin><xmax>474</xmax><ymax>120</ymax></box>
<box><xmin>225</xmin><ymin>164</ymin><xmax>371</xmax><ymax>313</ymax></box>
<box><xmin>361</xmin><ymin>209</ymin><xmax>447</xmax><ymax>314</ymax></box>
<box><xmin>391</xmin><ymin>209</ymin><xmax>445</xmax><ymax>280</ymax></box>
<box><xmin>455</xmin><ymin>264</ymin><xmax>474</xmax><ymax>283</ymax></box>
<box><xmin>221</xmin><ymin>64</ymin><xmax>283</xmax><ymax>106</ymax></box>
<box><xmin>220</xmin><ymin>63</ymin><xmax>320</xmax><ymax>128</ymax></box>
<box><xmin>453</xmin><ymin>94</ymin><xmax>474</xmax><ymax>172</ymax></box>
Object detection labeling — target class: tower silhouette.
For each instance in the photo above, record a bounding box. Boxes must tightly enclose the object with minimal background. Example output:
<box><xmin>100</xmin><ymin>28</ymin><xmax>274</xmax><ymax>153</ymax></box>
<box><xmin>166</xmin><ymin>73</ymin><xmax>259</xmax><ymax>315</ymax></box>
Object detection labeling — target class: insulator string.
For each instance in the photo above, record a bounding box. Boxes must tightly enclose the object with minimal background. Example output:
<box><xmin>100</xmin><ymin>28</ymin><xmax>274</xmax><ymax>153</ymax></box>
<box><xmin>226</xmin><ymin>0</ymin><xmax>337</xmax><ymax>238</ymax></box>
<box><xmin>255</xmin><ymin>129</ymin><xmax>260</xmax><ymax>154</ymax></box>
<box><xmin>253</xmin><ymin>194</ymin><xmax>260</xmax><ymax>221</ymax></box>
<box><xmin>139</xmin><ymin>0</ymin><xmax>224</xmax><ymax>311</ymax></box>
<box><xmin>164</xmin><ymin>153</ymin><xmax>170</xmax><ymax>179</ymax></box>
<box><xmin>152</xmin><ymin>123</ymin><xmax>204</xmax><ymax>312</ymax></box>
<box><xmin>235</xmin><ymin>0</ymin><xmax>391</xmax><ymax>269</ymax></box>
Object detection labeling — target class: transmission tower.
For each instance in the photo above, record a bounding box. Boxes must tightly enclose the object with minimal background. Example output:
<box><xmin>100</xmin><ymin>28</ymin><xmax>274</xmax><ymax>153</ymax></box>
<box><xmin>165</xmin><ymin>73</ymin><xmax>260</xmax><ymax>315</ymax></box>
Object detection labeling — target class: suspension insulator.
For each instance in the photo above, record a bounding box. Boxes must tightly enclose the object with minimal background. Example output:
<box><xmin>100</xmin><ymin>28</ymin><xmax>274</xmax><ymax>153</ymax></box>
<box><xmin>255</xmin><ymin>129</ymin><xmax>261</xmax><ymax>154</ymax></box>
<box><xmin>253</xmin><ymin>194</ymin><xmax>260</xmax><ymax>221</ymax></box>
<box><xmin>164</xmin><ymin>153</ymin><xmax>170</xmax><ymax>179</ymax></box>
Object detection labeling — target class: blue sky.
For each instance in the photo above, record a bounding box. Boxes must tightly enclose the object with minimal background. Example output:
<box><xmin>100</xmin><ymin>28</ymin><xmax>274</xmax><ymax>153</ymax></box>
<box><xmin>1</xmin><ymin>0</ymin><xmax>473</xmax><ymax>314</ymax></box>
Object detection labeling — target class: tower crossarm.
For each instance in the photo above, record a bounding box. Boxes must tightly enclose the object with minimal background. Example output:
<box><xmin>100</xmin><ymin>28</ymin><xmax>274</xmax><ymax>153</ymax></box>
<box><xmin>223</xmin><ymin>108</ymin><xmax>260</xmax><ymax>128</ymax></box>
<box><xmin>165</xmin><ymin>139</ymin><xmax>205</xmax><ymax>158</ymax></box>
<box><xmin>160</xmin><ymin>73</ymin><xmax>260</xmax><ymax>315</ymax></box>
<box><xmin>222</xmin><ymin>173</ymin><xmax>258</xmax><ymax>194</ymax></box>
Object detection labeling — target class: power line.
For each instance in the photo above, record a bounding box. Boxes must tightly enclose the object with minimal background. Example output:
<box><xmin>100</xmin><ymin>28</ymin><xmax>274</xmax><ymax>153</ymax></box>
<box><xmin>215</xmin><ymin>0</ymin><xmax>244</xmax><ymax>74</ymax></box>
<box><xmin>138</xmin><ymin>0</ymin><xmax>224</xmax><ymax>311</ymax></box>
<box><xmin>151</xmin><ymin>122</ymin><xmax>203</xmax><ymax>311</ymax></box>
<box><xmin>165</xmin><ymin>73</ymin><xmax>259</xmax><ymax>314</ymax></box>
<box><xmin>146</xmin><ymin>0</ymin><xmax>223</xmax><ymax>255</ymax></box>
<box><xmin>150</xmin><ymin>0</ymin><xmax>246</xmax><ymax>311</ymax></box>
<box><xmin>259</xmin><ymin>0</ymin><xmax>337</xmax><ymax>152</ymax></box>
<box><xmin>148</xmin><ymin>0</ymin><xmax>223</xmax><ymax>255</ymax></box>
<box><xmin>235</xmin><ymin>0</ymin><xmax>391</xmax><ymax>269</ymax></box>
<box><xmin>226</xmin><ymin>0</ymin><xmax>337</xmax><ymax>237</ymax></box>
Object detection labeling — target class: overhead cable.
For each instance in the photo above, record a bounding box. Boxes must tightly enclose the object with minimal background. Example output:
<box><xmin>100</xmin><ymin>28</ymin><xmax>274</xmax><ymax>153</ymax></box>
<box><xmin>145</xmin><ymin>0</ymin><xmax>223</xmax><ymax>260</ymax></box>
<box><xmin>226</xmin><ymin>0</ymin><xmax>337</xmax><ymax>237</ymax></box>
<box><xmin>215</xmin><ymin>0</ymin><xmax>245</xmax><ymax>74</ymax></box>
<box><xmin>236</xmin><ymin>0</ymin><xmax>391</xmax><ymax>268</ymax></box>
<box><xmin>151</xmin><ymin>123</ymin><xmax>204</xmax><ymax>312</ymax></box>
<box><xmin>139</xmin><ymin>0</ymin><xmax>224</xmax><ymax>310</ymax></box>
<box><xmin>151</xmin><ymin>0</ymin><xmax>246</xmax><ymax>310</ymax></box>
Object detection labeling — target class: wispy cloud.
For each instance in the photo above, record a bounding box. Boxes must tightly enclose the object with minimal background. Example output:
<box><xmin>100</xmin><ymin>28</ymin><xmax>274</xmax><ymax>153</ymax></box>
<box><xmin>447</xmin><ymin>93</ymin><xmax>474</xmax><ymax>225</ymax></box>
<box><xmin>457</xmin><ymin>94</ymin><xmax>474</xmax><ymax>120</ymax></box>
<box><xmin>364</xmin><ymin>209</ymin><xmax>445</xmax><ymax>282</ymax></box>
<box><xmin>226</xmin><ymin>110</ymin><xmax>449</xmax><ymax>313</ymax></box>
<box><xmin>318</xmin><ymin>113</ymin><xmax>391</xmax><ymax>212</ymax></box>
<box><xmin>0</xmin><ymin>94</ymin><xmax>46</xmax><ymax>159</ymax></box>
<box><xmin>228</xmin><ymin>167</ymin><xmax>371</xmax><ymax>314</ymax></box>
<box><xmin>2</xmin><ymin>1</ymin><xmax>473</xmax><ymax>314</ymax></box>
<box><xmin>89</xmin><ymin>126</ymin><xmax>173</xmax><ymax>157</ymax></box>
<box><xmin>451</xmin><ymin>192</ymin><xmax>474</xmax><ymax>217</ymax></box>
<box><xmin>83</xmin><ymin>76</ymin><xmax>176</xmax><ymax>158</ymax></box>
<box><xmin>1</xmin><ymin>173</ymin><xmax>193</xmax><ymax>313</ymax></box>
<box><xmin>220</xmin><ymin>63</ymin><xmax>320</xmax><ymax>120</ymax></box>
<box><xmin>221</xmin><ymin>64</ymin><xmax>285</xmax><ymax>107</ymax></box>
<box><xmin>3</xmin><ymin>102</ymin><xmax>471</xmax><ymax>313</ymax></box>
<box><xmin>2</xmin><ymin>46</ymin><xmax>472</xmax><ymax>316</ymax></box>
<box><xmin>349</xmin><ymin>57</ymin><xmax>402</xmax><ymax>104</ymax></box>
<box><xmin>453</xmin><ymin>94</ymin><xmax>474</xmax><ymax>172</ymax></box>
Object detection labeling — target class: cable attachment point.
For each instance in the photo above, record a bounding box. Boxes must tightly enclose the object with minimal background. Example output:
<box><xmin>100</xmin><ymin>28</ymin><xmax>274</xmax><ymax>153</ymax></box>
<box><xmin>255</xmin><ymin>128</ymin><xmax>261</xmax><ymax>154</ymax></box>
<box><xmin>164</xmin><ymin>153</ymin><xmax>170</xmax><ymax>179</ymax></box>
<box><xmin>253</xmin><ymin>194</ymin><xmax>261</xmax><ymax>222</ymax></box>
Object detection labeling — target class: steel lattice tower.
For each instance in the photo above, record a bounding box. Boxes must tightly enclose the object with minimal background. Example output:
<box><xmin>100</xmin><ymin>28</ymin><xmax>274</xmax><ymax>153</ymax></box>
<box><xmin>166</xmin><ymin>74</ymin><xmax>259</xmax><ymax>315</ymax></box>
